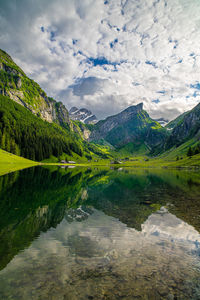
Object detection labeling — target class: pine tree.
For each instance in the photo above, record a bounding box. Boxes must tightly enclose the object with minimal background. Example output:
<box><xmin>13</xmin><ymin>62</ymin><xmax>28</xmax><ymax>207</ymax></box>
<box><xmin>1</xmin><ymin>131</ymin><xmax>6</xmax><ymax>149</ymax></box>
<box><xmin>5</xmin><ymin>134</ymin><xmax>10</xmax><ymax>152</ymax></box>
<box><xmin>187</xmin><ymin>146</ymin><xmax>193</xmax><ymax>157</ymax></box>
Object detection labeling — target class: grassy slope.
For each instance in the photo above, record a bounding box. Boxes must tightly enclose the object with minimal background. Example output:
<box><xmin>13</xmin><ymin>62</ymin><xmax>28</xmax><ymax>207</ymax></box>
<box><xmin>115</xmin><ymin>142</ymin><xmax>149</xmax><ymax>157</ymax></box>
<box><xmin>119</xmin><ymin>154</ymin><xmax>200</xmax><ymax>168</ymax></box>
<box><xmin>0</xmin><ymin>149</ymin><xmax>38</xmax><ymax>176</ymax></box>
<box><xmin>1</xmin><ymin>146</ymin><xmax>200</xmax><ymax>174</ymax></box>
<box><xmin>43</xmin><ymin>153</ymin><xmax>200</xmax><ymax>168</ymax></box>
<box><xmin>160</xmin><ymin>138</ymin><xmax>199</xmax><ymax>160</ymax></box>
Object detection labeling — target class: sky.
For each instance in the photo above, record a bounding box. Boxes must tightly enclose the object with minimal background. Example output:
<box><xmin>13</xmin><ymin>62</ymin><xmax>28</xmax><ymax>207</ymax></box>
<box><xmin>0</xmin><ymin>0</ymin><xmax>200</xmax><ymax>120</ymax></box>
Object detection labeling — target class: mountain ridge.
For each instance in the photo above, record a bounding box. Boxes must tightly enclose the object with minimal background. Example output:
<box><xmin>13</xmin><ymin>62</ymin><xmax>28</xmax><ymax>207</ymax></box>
<box><xmin>89</xmin><ymin>102</ymin><xmax>167</xmax><ymax>152</ymax></box>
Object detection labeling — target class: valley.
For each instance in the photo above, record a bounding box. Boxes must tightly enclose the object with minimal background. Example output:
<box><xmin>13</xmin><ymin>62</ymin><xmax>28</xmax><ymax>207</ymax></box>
<box><xmin>0</xmin><ymin>48</ymin><xmax>200</xmax><ymax>174</ymax></box>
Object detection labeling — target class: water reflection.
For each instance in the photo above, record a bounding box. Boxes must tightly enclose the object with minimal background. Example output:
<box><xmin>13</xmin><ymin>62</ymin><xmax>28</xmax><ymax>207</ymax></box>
<box><xmin>0</xmin><ymin>166</ymin><xmax>200</xmax><ymax>299</ymax></box>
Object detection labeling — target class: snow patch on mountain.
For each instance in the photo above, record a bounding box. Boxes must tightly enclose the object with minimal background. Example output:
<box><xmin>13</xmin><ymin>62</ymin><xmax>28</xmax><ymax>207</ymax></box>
<box><xmin>155</xmin><ymin>118</ymin><xmax>169</xmax><ymax>127</ymax></box>
<box><xmin>69</xmin><ymin>107</ymin><xmax>98</xmax><ymax>124</ymax></box>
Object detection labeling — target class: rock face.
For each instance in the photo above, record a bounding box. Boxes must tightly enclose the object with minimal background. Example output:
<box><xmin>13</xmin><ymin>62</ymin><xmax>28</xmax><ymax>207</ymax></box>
<box><xmin>72</xmin><ymin>121</ymin><xmax>91</xmax><ymax>140</ymax></box>
<box><xmin>0</xmin><ymin>49</ymin><xmax>70</xmax><ymax>126</ymax></box>
<box><xmin>53</xmin><ymin>101</ymin><xmax>70</xmax><ymax>126</ymax></box>
<box><xmin>166</xmin><ymin>103</ymin><xmax>200</xmax><ymax>148</ymax></box>
<box><xmin>89</xmin><ymin>103</ymin><xmax>167</xmax><ymax>149</ymax></box>
<box><xmin>69</xmin><ymin>107</ymin><xmax>97</xmax><ymax>124</ymax></box>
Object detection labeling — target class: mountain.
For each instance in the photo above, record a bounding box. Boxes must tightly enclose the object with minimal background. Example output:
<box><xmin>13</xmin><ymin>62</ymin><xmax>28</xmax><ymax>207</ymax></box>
<box><xmin>166</xmin><ymin>111</ymin><xmax>188</xmax><ymax>130</ymax></box>
<box><xmin>69</xmin><ymin>107</ymin><xmax>97</xmax><ymax>124</ymax></box>
<box><xmin>155</xmin><ymin>118</ymin><xmax>169</xmax><ymax>127</ymax></box>
<box><xmin>165</xmin><ymin>102</ymin><xmax>200</xmax><ymax>149</ymax></box>
<box><xmin>0</xmin><ymin>49</ymin><xmax>70</xmax><ymax>126</ymax></box>
<box><xmin>89</xmin><ymin>103</ymin><xmax>167</xmax><ymax>151</ymax></box>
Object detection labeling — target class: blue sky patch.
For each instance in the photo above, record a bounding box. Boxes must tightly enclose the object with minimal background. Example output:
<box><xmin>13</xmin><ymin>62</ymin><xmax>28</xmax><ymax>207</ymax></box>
<box><xmin>193</xmin><ymin>91</ymin><xmax>199</xmax><ymax>97</ymax></box>
<box><xmin>110</xmin><ymin>38</ymin><xmax>118</xmax><ymax>48</ymax></box>
<box><xmin>169</xmin><ymin>38</ymin><xmax>178</xmax><ymax>49</ymax></box>
<box><xmin>157</xmin><ymin>90</ymin><xmax>166</xmax><ymax>94</ymax></box>
<box><xmin>145</xmin><ymin>60</ymin><xmax>157</xmax><ymax>68</ymax></box>
<box><xmin>190</xmin><ymin>83</ymin><xmax>200</xmax><ymax>90</ymax></box>
<box><xmin>152</xmin><ymin>99</ymin><xmax>160</xmax><ymax>104</ymax></box>
<box><xmin>50</xmin><ymin>31</ymin><xmax>56</xmax><ymax>42</ymax></box>
<box><xmin>88</xmin><ymin>57</ymin><xmax>119</xmax><ymax>67</ymax></box>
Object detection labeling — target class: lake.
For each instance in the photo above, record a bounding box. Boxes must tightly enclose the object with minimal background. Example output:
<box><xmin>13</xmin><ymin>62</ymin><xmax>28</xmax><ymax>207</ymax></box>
<box><xmin>0</xmin><ymin>166</ymin><xmax>200</xmax><ymax>299</ymax></box>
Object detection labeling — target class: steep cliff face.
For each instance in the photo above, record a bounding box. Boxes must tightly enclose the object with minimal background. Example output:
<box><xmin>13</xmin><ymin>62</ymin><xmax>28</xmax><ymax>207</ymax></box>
<box><xmin>72</xmin><ymin>121</ymin><xmax>91</xmax><ymax>140</ymax></box>
<box><xmin>166</xmin><ymin>103</ymin><xmax>200</xmax><ymax>148</ymax></box>
<box><xmin>0</xmin><ymin>49</ymin><xmax>70</xmax><ymax>126</ymax></box>
<box><xmin>51</xmin><ymin>99</ymin><xmax>70</xmax><ymax>126</ymax></box>
<box><xmin>89</xmin><ymin>103</ymin><xmax>167</xmax><ymax>149</ymax></box>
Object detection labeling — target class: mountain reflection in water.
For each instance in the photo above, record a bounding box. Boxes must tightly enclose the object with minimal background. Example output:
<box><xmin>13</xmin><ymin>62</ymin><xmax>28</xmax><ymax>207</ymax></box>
<box><xmin>0</xmin><ymin>166</ymin><xmax>200</xmax><ymax>299</ymax></box>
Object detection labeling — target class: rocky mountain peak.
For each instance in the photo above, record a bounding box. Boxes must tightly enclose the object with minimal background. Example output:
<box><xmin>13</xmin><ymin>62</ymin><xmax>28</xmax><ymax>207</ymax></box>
<box><xmin>69</xmin><ymin>107</ymin><xmax>98</xmax><ymax>124</ymax></box>
<box><xmin>122</xmin><ymin>103</ymin><xmax>143</xmax><ymax>114</ymax></box>
<box><xmin>69</xmin><ymin>107</ymin><xmax>79</xmax><ymax>114</ymax></box>
<box><xmin>104</xmin><ymin>102</ymin><xmax>144</xmax><ymax>125</ymax></box>
<box><xmin>89</xmin><ymin>102</ymin><xmax>166</xmax><ymax>149</ymax></box>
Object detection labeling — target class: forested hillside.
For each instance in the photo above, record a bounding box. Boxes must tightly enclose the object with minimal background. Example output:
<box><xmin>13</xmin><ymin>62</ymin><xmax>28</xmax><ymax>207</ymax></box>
<box><xmin>0</xmin><ymin>95</ymin><xmax>82</xmax><ymax>161</ymax></box>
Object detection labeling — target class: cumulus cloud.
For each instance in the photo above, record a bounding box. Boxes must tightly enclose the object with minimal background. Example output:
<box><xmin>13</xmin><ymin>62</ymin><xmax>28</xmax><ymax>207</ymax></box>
<box><xmin>0</xmin><ymin>0</ymin><xmax>200</xmax><ymax>120</ymax></box>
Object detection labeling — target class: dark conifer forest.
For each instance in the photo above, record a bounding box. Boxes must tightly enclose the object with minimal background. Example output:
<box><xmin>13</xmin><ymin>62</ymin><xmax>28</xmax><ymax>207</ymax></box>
<box><xmin>0</xmin><ymin>95</ymin><xmax>83</xmax><ymax>161</ymax></box>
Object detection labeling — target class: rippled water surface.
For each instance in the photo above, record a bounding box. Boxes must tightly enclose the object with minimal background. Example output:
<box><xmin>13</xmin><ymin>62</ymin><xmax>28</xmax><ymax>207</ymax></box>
<box><xmin>0</xmin><ymin>166</ymin><xmax>200</xmax><ymax>299</ymax></box>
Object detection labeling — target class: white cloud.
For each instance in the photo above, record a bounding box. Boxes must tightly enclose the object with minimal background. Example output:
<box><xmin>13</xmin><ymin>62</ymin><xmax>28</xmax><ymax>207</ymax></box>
<box><xmin>0</xmin><ymin>0</ymin><xmax>200</xmax><ymax>120</ymax></box>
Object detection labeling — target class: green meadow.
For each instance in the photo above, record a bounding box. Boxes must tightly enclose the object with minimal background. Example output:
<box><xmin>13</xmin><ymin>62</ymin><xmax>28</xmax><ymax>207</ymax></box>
<box><xmin>0</xmin><ymin>149</ymin><xmax>39</xmax><ymax>176</ymax></box>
